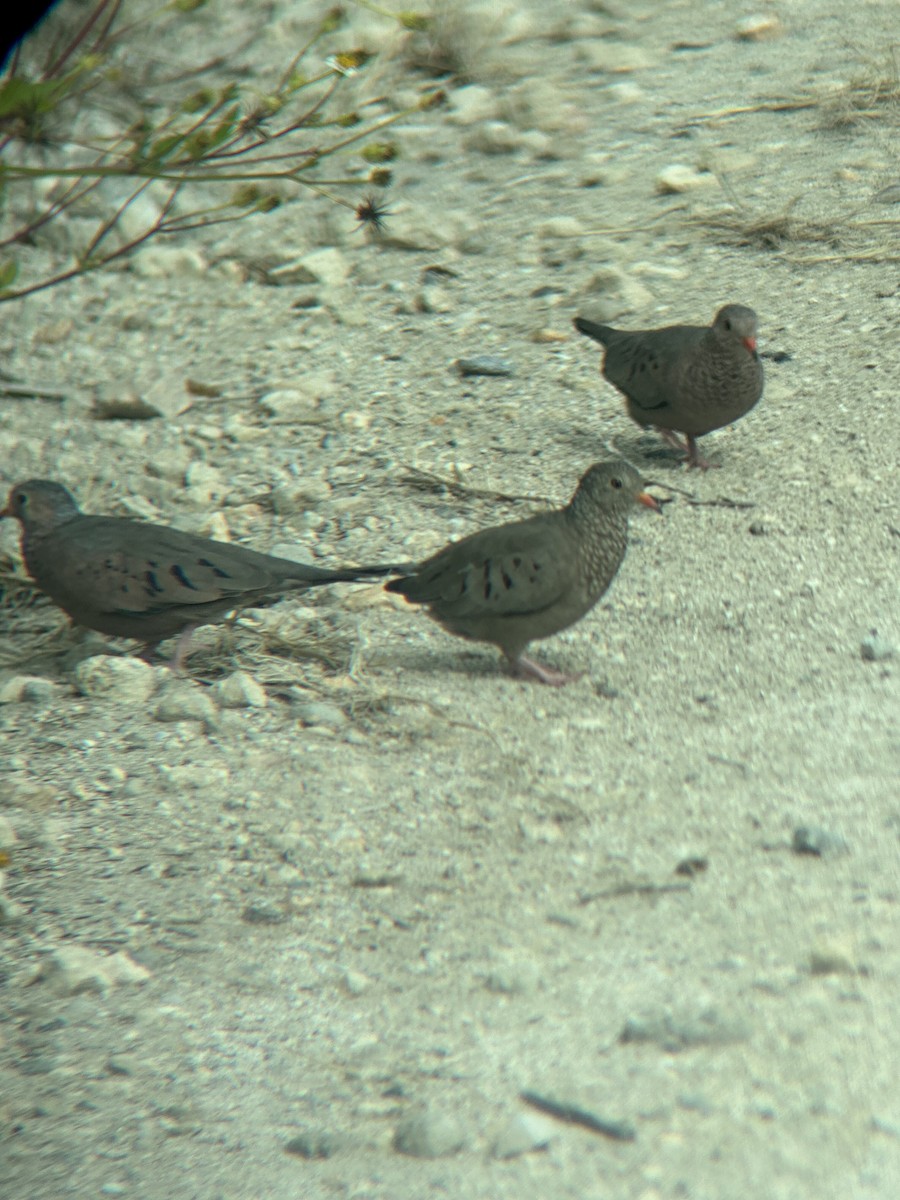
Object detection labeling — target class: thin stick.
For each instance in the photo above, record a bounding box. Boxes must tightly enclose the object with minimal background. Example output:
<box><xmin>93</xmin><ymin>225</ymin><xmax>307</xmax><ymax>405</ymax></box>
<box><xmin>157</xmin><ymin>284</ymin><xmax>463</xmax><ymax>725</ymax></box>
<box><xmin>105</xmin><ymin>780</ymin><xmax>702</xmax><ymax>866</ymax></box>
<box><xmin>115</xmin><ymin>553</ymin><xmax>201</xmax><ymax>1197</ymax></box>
<box><xmin>520</xmin><ymin>1091</ymin><xmax>636</xmax><ymax>1142</ymax></box>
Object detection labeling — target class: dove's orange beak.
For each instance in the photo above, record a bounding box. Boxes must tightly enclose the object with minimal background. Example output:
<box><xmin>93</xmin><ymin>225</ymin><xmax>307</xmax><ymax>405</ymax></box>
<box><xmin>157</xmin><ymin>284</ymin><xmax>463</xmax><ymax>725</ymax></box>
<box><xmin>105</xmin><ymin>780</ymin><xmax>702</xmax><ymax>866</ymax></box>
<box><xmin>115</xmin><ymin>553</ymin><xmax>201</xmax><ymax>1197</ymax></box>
<box><xmin>637</xmin><ymin>490</ymin><xmax>662</xmax><ymax>513</ymax></box>
<box><xmin>743</xmin><ymin>335</ymin><xmax>757</xmax><ymax>353</ymax></box>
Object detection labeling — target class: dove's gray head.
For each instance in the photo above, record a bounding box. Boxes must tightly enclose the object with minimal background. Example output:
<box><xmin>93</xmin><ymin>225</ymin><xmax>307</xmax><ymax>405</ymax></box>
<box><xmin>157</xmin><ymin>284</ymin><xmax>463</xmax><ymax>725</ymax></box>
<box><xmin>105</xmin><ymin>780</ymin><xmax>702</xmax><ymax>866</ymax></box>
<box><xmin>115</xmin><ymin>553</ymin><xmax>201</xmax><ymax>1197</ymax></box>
<box><xmin>569</xmin><ymin>461</ymin><xmax>661</xmax><ymax>520</ymax></box>
<box><xmin>1</xmin><ymin>480</ymin><xmax>82</xmax><ymax>533</ymax></box>
<box><xmin>712</xmin><ymin>304</ymin><xmax>759</xmax><ymax>354</ymax></box>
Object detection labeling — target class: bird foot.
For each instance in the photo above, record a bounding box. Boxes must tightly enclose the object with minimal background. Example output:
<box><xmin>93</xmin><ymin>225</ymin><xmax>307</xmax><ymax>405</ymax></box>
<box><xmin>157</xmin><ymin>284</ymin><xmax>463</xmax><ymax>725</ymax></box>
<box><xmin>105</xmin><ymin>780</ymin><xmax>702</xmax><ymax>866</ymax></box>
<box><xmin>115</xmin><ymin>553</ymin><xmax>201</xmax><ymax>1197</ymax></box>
<box><xmin>655</xmin><ymin>427</ymin><xmax>690</xmax><ymax>455</ymax></box>
<box><xmin>684</xmin><ymin>435</ymin><xmax>720</xmax><ymax>471</ymax></box>
<box><xmin>655</xmin><ymin>428</ymin><xmax>719</xmax><ymax>470</ymax></box>
<box><xmin>169</xmin><ymin>627</ymin><xmax>198</xmax><ymax>674</ymax></box>
<box><xmin>509</xmin><ymin>654</ymin><xmax>582</xmax><ymax>687</ymax></box>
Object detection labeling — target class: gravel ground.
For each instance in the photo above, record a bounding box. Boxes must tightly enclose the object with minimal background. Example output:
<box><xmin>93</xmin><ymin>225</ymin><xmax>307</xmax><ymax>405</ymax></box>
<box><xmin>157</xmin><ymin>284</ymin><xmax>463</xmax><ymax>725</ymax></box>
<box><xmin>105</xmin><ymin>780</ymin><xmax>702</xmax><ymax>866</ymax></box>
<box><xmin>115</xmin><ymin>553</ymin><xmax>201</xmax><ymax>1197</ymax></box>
<box><xmin>2</xmin><ymin>2</ymin><xmax>898</xmax><ymax>1198</ymax></box>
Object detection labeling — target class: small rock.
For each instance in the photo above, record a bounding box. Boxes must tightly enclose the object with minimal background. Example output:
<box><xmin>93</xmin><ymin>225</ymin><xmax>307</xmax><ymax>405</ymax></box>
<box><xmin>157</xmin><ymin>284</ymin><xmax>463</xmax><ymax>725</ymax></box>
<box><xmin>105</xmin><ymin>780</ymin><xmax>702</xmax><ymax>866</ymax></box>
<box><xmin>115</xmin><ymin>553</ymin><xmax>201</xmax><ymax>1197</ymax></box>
<box><xmin>242</xmin><ymin>903</ymin><xmax>287</xmax><ymax>925</ymax></box>
<box><xmin>620</xmin><ymin>1006</ymin><xmax>750</xmax><ymax>1051</ymax></box>
<box><xmin>792</xmin><ymin>826</ymin><xmax>849</xmax><ymax>857</ymax></box>
<box><xmin>860</xmin><ymin>631</ymin><xmax>894</xmax><ymax>662</ymax></box>
<box><xmin>212</xmin><ymin>672</ymin><xmax>268</xmax><ymax>709</ymax></box>
<box><xmin>415</xmin><ymin>284</ymin><xmax>455</xmax><ymax>313</ymax></box>
<box><xmin>0</xmin><ymin>894</ymin><xmax>26</xmax><ymax>923</ymax></box>
<box><xmin>275</xmin><ymin>247</ymin><xmax>350</xmax><ymax>289</ymax></box>
<box><xmin>293</xmin><ymin>700</ymin><xmax>348</xmax><ymax>730</ymax></box>
<box><xmin>106</xmin><ymin>1056</ymin><xmax>135</xmax><ymax>1076</ymax></box>
<box><xmin>154</xmin><ymin>685</ymin><xmax>218</xmax><ymax>726</ymax></box>
<box><xmin>393</xmin><ymin>1109</ymin><xmax>468</xmax><ymax>1158</ymax></box>
<box><xmin>37</xmin><ymin>946</ymin><xmax>151</xmax><ymax>995</ymax></box>
<box><xmin>184</xmin><ymin>461</ymin><xmax>226</xmax><ymax>505</ymax></box>
<box><xmin>341</xmin><ymin>968</ymin><xmax>372</xmax><ymax>996</ymax></box>
<box><xmin>285</xmin><ymin>1129</ymin><xmax>344</xmax><ymax>1159</ymax></box>
<box><xmin>0</xmin><ymin>675</ymin><xmax>62</xmax><ymax>705</ymax></box>
<box><xmin>579</xmin><ymin>267</ymin><xmax>654</xmax><ymax>317</ymax></box>
<box><xmin>748</xmin><ymin>521</ymin><xmax>768</xmax><ymax>536</ymax></box>
<box><xmin>456</xmin><ymin>355</ymin><xmax>514</xmax><ymax>378</ymax></box>
<box><xmin>674</xmin><ymin>855</ymin><xmax>708</xmax><ymax>878</ymax></box>
<box><xmin>808</xmin><ymin>941</ymin><xmax>858</xmax><ymax>976</ymax></box>
<box><xmin>257</xmin><ymin>389</ymin><xmax>320</xmax><ymax>423</ymax></box>
<box><xmin>92</xmin><ymin>388</ymin><xmax>162</xmax><ymax>420</ymax></box>
<box><xmin>655</xmin><ymin>164</ymin><xmax>717</xmax><ymax>194</ymax></box>
<box><xmin>73</xmin><ymin>656</ymin><xmax>157</xmax><ymax>705</ymax></box>
<box><xmin>491</xmin><ymin>1113</ymin><xmax>555</xmax><ymax>1159</ymax></box>
<box><xmin>464</xmin><ymin>121</ymin><xmax>527</xmax><ymax>155</ymax></box>
<box><xmin>131</xmin><ymin>246</ymin><xmax>208</xmax><ymax>277</ymax></box>
<box><xmin>448</xmin><ymin>84</ymin><xmax>499</xmax><ymax>126</ymax></box>
<box><xmin>606</xmin><ymin>81</ymin><xmax>646</xmax><ymax>104</ymax></box>
<box><xmin>734</xmin><ymin>14</ymin><xmax>784</xmax><ymax>41</ymax></box>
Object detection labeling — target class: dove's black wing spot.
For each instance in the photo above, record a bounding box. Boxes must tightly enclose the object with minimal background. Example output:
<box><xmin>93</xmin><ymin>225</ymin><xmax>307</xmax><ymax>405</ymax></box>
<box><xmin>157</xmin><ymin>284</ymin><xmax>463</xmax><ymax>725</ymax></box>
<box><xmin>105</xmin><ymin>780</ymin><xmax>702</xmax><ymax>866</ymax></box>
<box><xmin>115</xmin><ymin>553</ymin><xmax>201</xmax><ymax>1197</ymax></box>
<box><xmin>482</xmin><ymin>560</ymin><xmax>493</xmax><ymax>601</ymax></box>
<box><xmin>197</xmin><ymin>557</ymin><xmax>231</xmax><ymax>580</ymax></box>
<box><xmin>501</xmin><ymin>569</ymin><xmax>513</xmax><ymax>590</ymax></box>
<box><xmin>171</xmin><ymin>564</ymin><xmax>199</xmax><ymax>591</ymax></box>
<box><xmin>143</xmin><ymin>570</ymin><xmax>164</xmax><ymax>596</ymax></box>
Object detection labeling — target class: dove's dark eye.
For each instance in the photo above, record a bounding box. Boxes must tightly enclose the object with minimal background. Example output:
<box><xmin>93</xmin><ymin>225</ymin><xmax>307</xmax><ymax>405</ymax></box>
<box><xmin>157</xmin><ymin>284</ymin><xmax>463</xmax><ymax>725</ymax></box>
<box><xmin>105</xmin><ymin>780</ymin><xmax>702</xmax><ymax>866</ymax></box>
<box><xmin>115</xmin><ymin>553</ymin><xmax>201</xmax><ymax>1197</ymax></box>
<box><xmin>16</xmin><ymin>493</ymin><xmax>27</xmax><ymax>509</ymax></box>
<box><xmin>723</xmin><ymin>318</ymin><xmax>732</xmax><ymax>331</ymax></box>
<box><xmin>610</xmin><ymin>477</ymin><xmax>623</xmax><ymax>490</ymax></box>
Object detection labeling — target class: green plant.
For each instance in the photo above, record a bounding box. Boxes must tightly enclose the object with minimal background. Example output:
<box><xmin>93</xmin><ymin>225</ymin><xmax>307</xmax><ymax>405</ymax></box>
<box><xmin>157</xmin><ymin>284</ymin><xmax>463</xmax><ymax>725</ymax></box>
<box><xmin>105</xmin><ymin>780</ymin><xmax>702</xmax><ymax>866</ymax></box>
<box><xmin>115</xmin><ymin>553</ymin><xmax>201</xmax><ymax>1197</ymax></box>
<box><xmin>0</xmin><ymin>0</ymin><xmax>443</xmax><ymax>302</ymax></box>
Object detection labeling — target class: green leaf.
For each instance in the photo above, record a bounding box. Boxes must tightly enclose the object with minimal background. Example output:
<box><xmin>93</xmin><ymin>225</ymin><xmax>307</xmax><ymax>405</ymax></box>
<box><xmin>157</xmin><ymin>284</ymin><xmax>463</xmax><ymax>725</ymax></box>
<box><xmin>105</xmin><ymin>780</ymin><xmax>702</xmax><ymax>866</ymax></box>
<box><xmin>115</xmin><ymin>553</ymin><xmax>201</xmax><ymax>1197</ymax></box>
<box><xmin>0</xmin><ymin>259</ymin><xmax>19</xmax><ymax>291</ymax></box>
<box><xmin>182</xmin><ymin>88</ymin><xmax>217</xmax><ymax>114</ymax></box>
<box><xmin>147</xmin><ymin>133</ymin><xmax>185</xmax><ymax>164</ymax></box>
<box><xmin>399</xmin><ymin>12</ymin><xmax>430</xmax><ymax>32</ymax></box>
<box><xmin>184</xmin><ymin>106</ymin><xmax>239</xmax><ymax>158</ymax></box>
<box><xmin>0</xmin><ymin>77</ymin><xmax>59</xmax><ymax>119</ymax></box>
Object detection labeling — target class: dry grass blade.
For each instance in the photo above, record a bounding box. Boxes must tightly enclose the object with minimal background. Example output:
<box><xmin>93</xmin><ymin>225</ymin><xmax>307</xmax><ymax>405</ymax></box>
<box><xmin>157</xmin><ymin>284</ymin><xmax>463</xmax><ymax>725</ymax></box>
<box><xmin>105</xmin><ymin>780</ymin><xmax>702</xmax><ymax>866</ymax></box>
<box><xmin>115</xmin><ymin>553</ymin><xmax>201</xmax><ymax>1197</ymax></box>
<box><xmin>694</xmin><ymin>47</ymin><xmax>899</xmax><ymax>129</ymax></box>
<box><xmin>400</xmin><ymin>464</ymin><xmax>551</xmax><ymax>507</ymax></box>
<box><xmin>690</xmin><ymin>189</ymin><xmax>900</xmax><ymax>260</ymax></box>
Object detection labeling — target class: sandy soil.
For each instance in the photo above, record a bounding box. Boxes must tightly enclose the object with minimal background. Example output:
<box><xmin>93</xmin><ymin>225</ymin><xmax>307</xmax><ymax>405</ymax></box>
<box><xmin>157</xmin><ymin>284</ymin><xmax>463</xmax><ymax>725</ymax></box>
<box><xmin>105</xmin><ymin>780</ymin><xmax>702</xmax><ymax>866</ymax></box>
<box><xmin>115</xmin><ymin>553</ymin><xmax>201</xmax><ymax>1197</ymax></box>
<box><xmin>2</xmin><ymin>2</ymin><xmax>898</xmax><ymax>1197</ymax></box>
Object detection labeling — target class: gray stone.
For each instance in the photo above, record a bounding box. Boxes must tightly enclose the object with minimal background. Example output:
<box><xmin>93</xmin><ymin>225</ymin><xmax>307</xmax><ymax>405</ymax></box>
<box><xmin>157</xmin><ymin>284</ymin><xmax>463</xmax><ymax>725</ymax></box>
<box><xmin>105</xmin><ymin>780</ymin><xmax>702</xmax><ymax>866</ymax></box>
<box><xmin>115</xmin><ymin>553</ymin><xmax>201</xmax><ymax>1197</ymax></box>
<box><xmin>37</xmin><ymin>946</ymin><xmax>151</xmax><ymax>995</ymax></box>
<box><xmin>212</xmin><ymin>672</ymin><xmax>268</xmax><ymax>709</ymax></box>
<box><xmin>0</xmin><ymin>675</ymin><xmax>63</xmax><ymax>705</ymax></box>
<box><xmin>457</xmin><ymin>355</ymin><xmax>514</xmax><ymax>378</ymax></box>
<box><xmin>154</xmin><ymin>685</ymin><xmax>218</xmax><ymax>726</ymax></box>
<box><xmin>285</xmin><ymin>1129</ymin><xmax>345</xmax><ymax>1159</ymax></box>
<box><xmin>73</xmin><ymin>656</ymin><xmax>157</xmax><ymax>705</ymax></box>
<box><xmin>655</xmin><ymin>164</ymin><xmax>717</xmax><ymax>194</ymax></box>
<box><xmin>620</xmin><ymin>1006</ymin><xmax>750</xmax><ymax>1051</ymax></box>
<box><xmin>792</xmin><ymin>826</ymin><xmax>849</xmax><ymax>857</ymax></box>
<box><xmin>393</xmin><ymin>1108</ymin><xmax>468</xmax><ymax>1158</ymax></box>
<box><xmin>860</xmin><ymin>631</ymin><xmax>894</xmax><ymax>662</ymax></box>
<box><xmin>491</xmin><ymin>1113</ymin><xmax>554</xmax><ymax>1159</ymax></box>
<box><xmin>293</xmin><ymin>700</ymin><xmax>348</xmax><ymax>730</ymax></box>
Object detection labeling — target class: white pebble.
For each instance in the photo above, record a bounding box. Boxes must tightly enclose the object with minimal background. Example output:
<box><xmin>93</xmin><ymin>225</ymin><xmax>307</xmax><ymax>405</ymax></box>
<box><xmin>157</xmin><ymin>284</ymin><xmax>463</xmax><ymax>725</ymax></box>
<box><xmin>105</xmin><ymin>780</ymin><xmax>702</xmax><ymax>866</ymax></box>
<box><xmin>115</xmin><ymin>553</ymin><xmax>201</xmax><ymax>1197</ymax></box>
<box><xmin>73</xmin><ymin>656</ymin><xmax>157</xmax><ymax>705</ymax></box>
<box><xmin>212</xmin><ymin>672</ymin><xmax>268</xmax><ymax>709</ymax></box>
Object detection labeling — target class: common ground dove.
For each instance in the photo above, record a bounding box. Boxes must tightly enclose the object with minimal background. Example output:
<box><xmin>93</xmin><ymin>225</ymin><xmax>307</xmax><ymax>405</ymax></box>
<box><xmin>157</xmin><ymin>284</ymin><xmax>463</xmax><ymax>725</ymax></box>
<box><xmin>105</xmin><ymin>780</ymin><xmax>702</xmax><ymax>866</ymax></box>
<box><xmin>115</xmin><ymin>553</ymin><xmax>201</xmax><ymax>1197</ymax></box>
<box><xmin>1</xmin><ymin>479</ymin><xmax>399</xmax><ymax>666</ymax></box>
<box><xmin>385</xmin><ymin>461</ymin><xmax>660</xmax><ymax>686</ymax></box>
<box><xmin>573</xmin><ymin>304</ymin><xmax>763</xmax><ymax>468</ymax></box>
